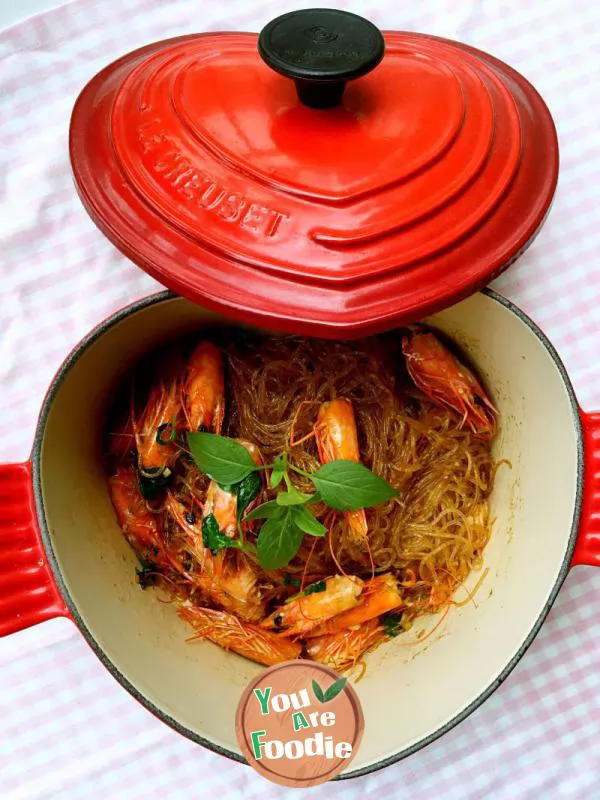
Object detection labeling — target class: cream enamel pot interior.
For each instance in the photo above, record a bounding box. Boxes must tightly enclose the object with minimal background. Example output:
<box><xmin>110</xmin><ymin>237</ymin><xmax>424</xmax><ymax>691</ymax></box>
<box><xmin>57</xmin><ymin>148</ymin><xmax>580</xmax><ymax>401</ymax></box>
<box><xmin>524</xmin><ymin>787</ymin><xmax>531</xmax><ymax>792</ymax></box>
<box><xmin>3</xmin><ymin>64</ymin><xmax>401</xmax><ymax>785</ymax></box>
<box><xmin>2</xmin><ymin>288</ymin><xmax>599</xmax><ymax>779</ymax></box>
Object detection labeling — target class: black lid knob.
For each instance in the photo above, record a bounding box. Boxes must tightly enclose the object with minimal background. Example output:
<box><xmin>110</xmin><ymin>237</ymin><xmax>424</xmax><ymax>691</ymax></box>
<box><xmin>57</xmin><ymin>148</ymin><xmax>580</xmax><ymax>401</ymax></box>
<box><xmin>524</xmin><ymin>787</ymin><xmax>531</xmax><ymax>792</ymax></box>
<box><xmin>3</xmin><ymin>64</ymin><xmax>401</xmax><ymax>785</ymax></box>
<box><xmin>258</xmin><ymin>8</ymin><xmax>385</xmax><ymax>109</ymax></box>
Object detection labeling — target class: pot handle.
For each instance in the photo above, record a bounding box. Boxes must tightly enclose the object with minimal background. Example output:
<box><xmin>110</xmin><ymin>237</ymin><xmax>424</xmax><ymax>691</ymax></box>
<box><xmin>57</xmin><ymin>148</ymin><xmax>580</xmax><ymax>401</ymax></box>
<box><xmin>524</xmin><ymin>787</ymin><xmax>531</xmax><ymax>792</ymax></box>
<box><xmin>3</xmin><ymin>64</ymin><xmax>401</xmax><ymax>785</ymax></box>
<box><xmin>572</xmin><ymin>412</ymin><xmax>600</xmax><ymax>567</ymax></box>
<box><xmin>0</xmin><ymin>462</ymin><xmax>69</xmax><ymax>635</ymax></box>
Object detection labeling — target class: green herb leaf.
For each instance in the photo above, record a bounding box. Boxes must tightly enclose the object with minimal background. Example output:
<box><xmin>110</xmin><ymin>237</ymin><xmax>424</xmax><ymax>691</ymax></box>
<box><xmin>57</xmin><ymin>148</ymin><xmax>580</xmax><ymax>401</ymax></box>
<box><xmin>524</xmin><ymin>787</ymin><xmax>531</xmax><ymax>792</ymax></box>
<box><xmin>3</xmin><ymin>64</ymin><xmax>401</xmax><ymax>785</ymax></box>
<box><xmin>312</xmin><ymin>679</ymin><xmax>325</xmax><ymax>703</ymax></box>
<box><xmin>202</xmin><ymin>513</ymin><xmax>239</xmax><ymax>555</ymax></box>
<box><xmin>276</xmin><ymin>486</ymin><xmax>315</xmax><ymax>506</ymax></box>
<box><xmin>256</xmin><ymin>509</ymin><xmax>304</xmax><ymax>570</ymax></box>
<box><xmin>270</xmin><ymin>470</ymin><xmax>285</xmax><ymax>490</ymax></box>
<box><xmin>304</xmin><ymin>579</ymin><xmax>326</xmax><ymax>595</ymax></box>
<box><xmin>283</xmin><ymin>573</ymin><xmax>301</xmax><ymax>587</ymax></box>
<box><xmin>382</xmin><ymin>613</ymin><xmax>403</xmax><ymax>638</ymax></box>
<box><xmin>292</xmin><ymin>505</ymin><xmax>327</xmax><ymax>537</ymax></box>
<box><xmin>243</xmin><ymin>500</ymin><xmax>282</xmax><ymax>521</ymax></box>
<box><xmin>311</xmin><ymin>460</ymin><xmax>397</xmax><ymax>511</ymax></box>
<box><xmin>236</xmin><ymin>471</ymin><xmax>262</xmax><ymax>520</ymax></box>
<box><xmin>188</xmin><ymin>432</ymin><xmax>258</xmax><ymax>485</ymax></box>
<box><xmin>270</xmin><ymin>454</ymin><xmax>287</xmax><ymax>489</ymax></box>
<box><xmin>323</xmin><ymin>677</ymin><xmax>347</xmax><ymax>703</ymax></box>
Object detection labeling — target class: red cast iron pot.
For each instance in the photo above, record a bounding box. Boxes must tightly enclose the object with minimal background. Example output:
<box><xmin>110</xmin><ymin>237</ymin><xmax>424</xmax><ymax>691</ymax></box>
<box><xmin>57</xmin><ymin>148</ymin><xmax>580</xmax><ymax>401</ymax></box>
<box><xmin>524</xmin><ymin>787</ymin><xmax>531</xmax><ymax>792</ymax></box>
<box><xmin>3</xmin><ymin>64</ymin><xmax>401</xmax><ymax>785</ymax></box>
<box><xmin>1</xmin><ymin>288</ymin><xmax>599</xmax><ymax>777</ymax></box>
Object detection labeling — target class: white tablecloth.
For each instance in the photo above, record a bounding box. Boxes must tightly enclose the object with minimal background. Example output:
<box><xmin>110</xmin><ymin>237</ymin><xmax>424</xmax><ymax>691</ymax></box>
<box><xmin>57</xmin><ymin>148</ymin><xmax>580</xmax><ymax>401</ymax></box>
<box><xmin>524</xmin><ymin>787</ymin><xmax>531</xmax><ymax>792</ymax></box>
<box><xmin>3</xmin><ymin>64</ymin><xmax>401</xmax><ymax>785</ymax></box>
<box><xmin>1</xmin><ymin>0</ymin><xmax>600</xmax><ymax>797</ymax></box>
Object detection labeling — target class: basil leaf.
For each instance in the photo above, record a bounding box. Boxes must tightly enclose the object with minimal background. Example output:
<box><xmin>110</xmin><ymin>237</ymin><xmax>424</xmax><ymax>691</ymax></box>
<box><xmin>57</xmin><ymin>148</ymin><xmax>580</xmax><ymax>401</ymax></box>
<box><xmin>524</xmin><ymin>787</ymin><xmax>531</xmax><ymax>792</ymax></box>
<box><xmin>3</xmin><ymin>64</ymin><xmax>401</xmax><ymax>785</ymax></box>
<box><xmin>323</xmin><ymin>677</ymin><xmax>347</xmax><ymax>703</ymax></box>
<box><xmin>311</xmin><ymin>460</ymin><xmax>397</xmax><ymax>511</ymax></box>
<box><xmin>270</xmin><ymin>454</ymin><xmax>286</xmax><ymax>489</ymax></box>
<box><xmin>236</xmin><ymin>471</ymin><xmax>262</xmax><ymax>520</ymax></box>
<box><xmin>256</xmin><ymin>509</ymin><xmax>304</xmax><ymax>571</ymax></box>
<box><xmin>276</xmin><ymin>486</ymin><xmax>315</xmax><ymax>506</ymax></box>
<box><xmin>312</xmin><ymin>680</ymin><xmax>325</xmax><ymax>703</ymax></box>
<box><xmin>243</xmin><ymin>500</ymin><xmax>282</xmax><ymax>521</ymax></box>
<box><xmin>202</xmin><ymin>513</ymin><xmax>238</xmax><ymax>555</ymax></box>
<box><xmin>292</xmin><ymin>505</ymin><xmax>327</xmax><ymax>537</ymax></box>
<box><xmin>270</xmin><ymin>469</ymin><xmax>285</xmax><ymax>489</ymax></box>
<box><xmin>188</xmin><ymin>432</ymin><xmax>257</xmax><ymax>485</ymax></box>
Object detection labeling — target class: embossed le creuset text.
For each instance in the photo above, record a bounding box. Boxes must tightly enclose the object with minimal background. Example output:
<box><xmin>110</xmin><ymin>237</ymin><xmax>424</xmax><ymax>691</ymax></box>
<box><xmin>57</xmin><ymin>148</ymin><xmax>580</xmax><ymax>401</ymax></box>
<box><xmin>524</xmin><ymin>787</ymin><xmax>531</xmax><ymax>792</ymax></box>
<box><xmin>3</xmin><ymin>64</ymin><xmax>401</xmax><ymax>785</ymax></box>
<box><xmin>137</xmin><ymin>117</ymin><xmax>289</xmax><ymax>239</ymax></box>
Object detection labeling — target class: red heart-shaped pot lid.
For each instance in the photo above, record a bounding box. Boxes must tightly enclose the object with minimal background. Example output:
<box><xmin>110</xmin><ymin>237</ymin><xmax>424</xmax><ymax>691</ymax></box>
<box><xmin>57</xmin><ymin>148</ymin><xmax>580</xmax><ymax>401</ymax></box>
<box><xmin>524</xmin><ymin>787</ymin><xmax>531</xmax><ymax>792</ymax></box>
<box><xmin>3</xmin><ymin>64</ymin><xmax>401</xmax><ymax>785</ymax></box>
<box><xmin>69</xmin><ymin>9</ymin><xmax>558</xmax><ymax>337</ymax></box>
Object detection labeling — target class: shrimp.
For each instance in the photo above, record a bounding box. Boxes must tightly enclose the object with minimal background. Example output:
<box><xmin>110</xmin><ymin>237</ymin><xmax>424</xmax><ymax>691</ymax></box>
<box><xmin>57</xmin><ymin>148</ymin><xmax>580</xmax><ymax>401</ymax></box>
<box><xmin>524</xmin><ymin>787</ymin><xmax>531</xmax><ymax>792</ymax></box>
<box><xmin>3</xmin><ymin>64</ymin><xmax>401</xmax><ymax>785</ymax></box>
<box><xmin>166</xmin><ymin>495</ymin><xmax>265</xmax><ymax>622</ymax></box>
<box><xmin>178</xmin><ymin>604</ymin><xmax>302</xmax><ymax>666</ymax></box>
<box><xmin>108</xmin><ymin>465</ymin><xmax>169</xmax><ymax>568</ymax></box>
<box><xmin>209</xmin><ymin>551</ymin><xmax>265</xmax><ymax>623</ymax></box>
<box><xmin>203</xmin><ymin>441</ymin><xmax>263</xmax><ymax>538</ymax></box>
<box><xmin>165</xmin><ymin>495</ymin><xmax>208</xmax><ymax>569</ymax></box>
<box><xmin>260</xmin><ymin>575</ymin><xmax>364</xmax><ymax>637</ymax></box>
<box><xmin>184</xmin><ymin>341</ymin><xmax>225</xmax><ymax>433</ymax></box>
<box><xmin>136</xmin><ymin>339</ymin><xmax>225</xmax><ymax>474</ymax></box>
<box><xmin>307</xmin><ymin>573</ymin><xmax>402</xmax><ymax>637</ymax></box>
<box><xmin>135</xmin><ymin>379</ymin><xmax>181</xmax><ymax>475</ymax></box>
<box><xmin>314</xmin><ymin>399</ymin><xmax>369</xmax><ymax>545</ymax></box>
<box><xmin>401</xmin><ymin>328</ymin><xmax>497</xmax><ymax>439</ymax></box>
<box><xmin>306</xmin><ymin>618</ymin><xmax>385</xmax><ymax>671</ymax></box>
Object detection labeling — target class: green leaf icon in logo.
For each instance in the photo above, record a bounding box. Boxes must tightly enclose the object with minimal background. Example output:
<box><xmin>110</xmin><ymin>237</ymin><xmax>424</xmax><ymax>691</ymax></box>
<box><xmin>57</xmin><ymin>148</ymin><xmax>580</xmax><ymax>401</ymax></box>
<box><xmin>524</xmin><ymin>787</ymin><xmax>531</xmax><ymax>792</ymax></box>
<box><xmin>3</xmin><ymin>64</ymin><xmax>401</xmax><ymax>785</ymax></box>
<box><xmin>312</xmin><ymin>677</ymin><xmax>347</xmax><ymax>704</ymax></box>
<box><xmin>312</xmin><ymin>679</ymin><xmax>325</xmax><ymax>703</ymax></box>
<box><xmin>323</xmin><ymin>678</ymin><xmax>347</xmax><ymax>702</ymax></box>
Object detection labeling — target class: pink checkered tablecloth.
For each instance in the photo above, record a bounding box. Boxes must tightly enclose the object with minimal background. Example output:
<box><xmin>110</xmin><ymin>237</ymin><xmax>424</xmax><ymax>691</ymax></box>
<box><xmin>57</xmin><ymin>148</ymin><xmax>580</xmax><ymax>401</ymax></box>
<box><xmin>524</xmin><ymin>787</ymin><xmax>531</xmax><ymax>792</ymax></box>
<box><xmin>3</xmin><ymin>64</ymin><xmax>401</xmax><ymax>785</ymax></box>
<box><xmin>1</xmin><ymin>0</ymin><xmax>600</xmax><ymax>797</ymax></box>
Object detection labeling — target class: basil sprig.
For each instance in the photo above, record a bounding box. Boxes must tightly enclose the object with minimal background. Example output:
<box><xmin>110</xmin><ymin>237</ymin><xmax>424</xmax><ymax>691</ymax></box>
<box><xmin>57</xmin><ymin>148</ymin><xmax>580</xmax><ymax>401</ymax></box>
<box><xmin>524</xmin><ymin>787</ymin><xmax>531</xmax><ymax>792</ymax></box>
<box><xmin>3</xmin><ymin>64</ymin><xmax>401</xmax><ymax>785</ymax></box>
<box><xmin>187</xmin><ymin>432</ymin><xmax>397</xmax><ymax>571</ymax></box>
